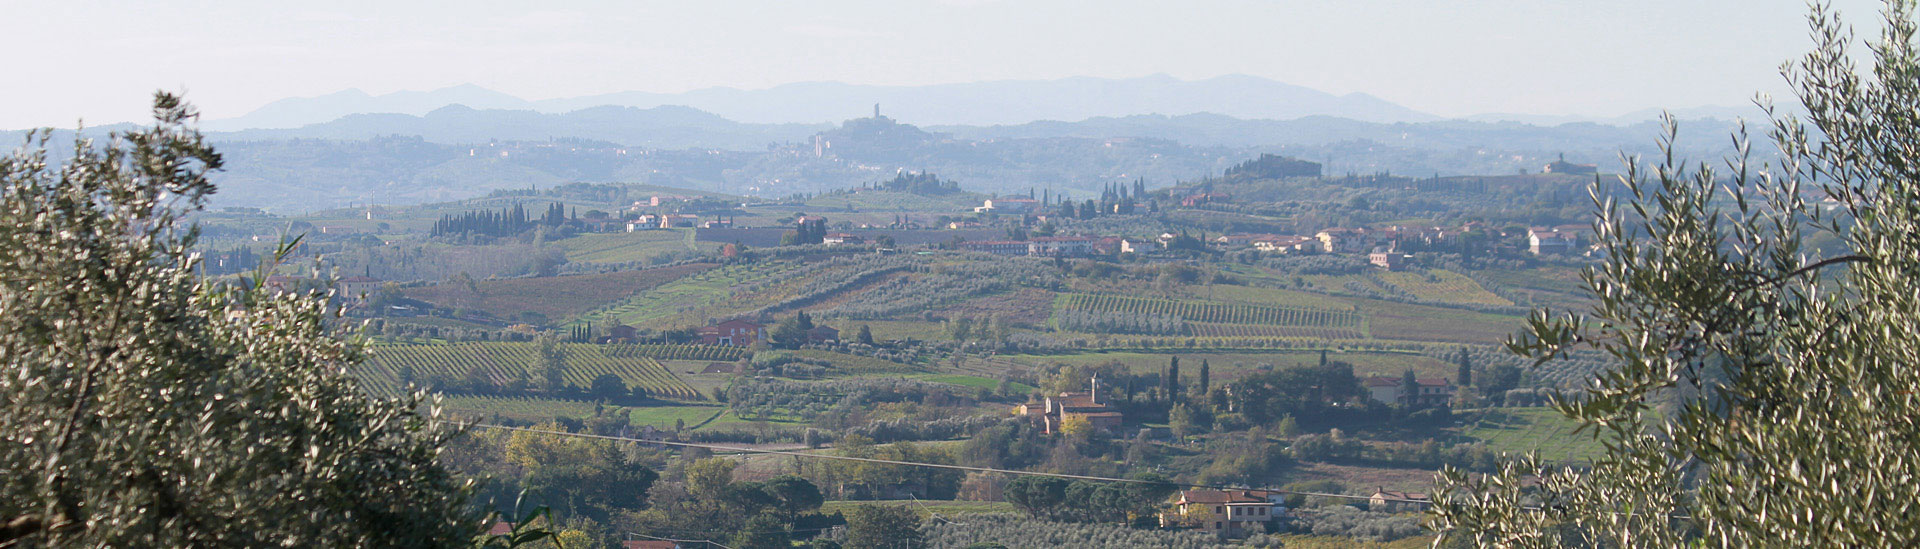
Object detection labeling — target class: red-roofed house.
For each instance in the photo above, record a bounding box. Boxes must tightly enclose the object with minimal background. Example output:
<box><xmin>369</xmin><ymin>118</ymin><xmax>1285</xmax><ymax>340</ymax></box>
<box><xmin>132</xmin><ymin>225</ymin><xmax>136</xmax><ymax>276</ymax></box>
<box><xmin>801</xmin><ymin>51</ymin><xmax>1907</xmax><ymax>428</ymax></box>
<box><xmin>697</xmin><ymin>319</ymin><xmax>764</xmax><ymax>347</ymax></box>
<box><xmin>1160</xmin><ymin>489</ymin><xmax>1285</xmax><ymax>537</ymax></box>
<box><xmin>1370</xmin><ymin>488</ymin><xmax>1432</xmax><ymax>513</ymax></box>
<box><xmin>1014</xmin><ymin>376</ymin><xmax>1123</xmax><ymax>434</ymax></box>
<box><xmin>1362</xmin><ymin>376</ymin><xmax>1455</xmax><ymax>406</ymax></box>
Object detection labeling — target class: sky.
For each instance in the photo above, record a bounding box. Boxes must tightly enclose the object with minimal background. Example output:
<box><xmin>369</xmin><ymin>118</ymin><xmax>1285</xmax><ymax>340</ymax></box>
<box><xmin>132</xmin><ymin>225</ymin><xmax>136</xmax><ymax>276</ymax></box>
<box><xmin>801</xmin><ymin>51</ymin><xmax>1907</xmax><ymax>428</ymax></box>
<box><xmin>0</xmin><ymin>0</ymin><xmax>1892</xmax><ymax>129</ymax></box>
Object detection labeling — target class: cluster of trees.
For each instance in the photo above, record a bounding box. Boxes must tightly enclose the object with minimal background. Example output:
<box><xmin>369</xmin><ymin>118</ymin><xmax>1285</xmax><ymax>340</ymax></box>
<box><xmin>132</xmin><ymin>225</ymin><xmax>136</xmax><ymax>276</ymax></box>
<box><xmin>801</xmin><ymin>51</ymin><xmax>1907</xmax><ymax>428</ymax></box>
<box><xmin>1003</xmin><ymin>474</ymin><xmax>1177</xmax><ymax>525</ymax></box>
<box><xmin>621</xmin><ymin>458</ymin><xmax>842</xmax><ymax>548</ymax></box>
<box><xmin>430</xmin><ymin>201</ymin><xmax>571</xmax><ymax>238</ymax></box>
<box><xmin>1052</xmin><ymin>309</ymin><xmax>1189</xmax><ymax>335</ymax></box>
<box><xmin>1</xmin><ymin>97</ymin><xmax>484</xmax><ymax>545</ymax></box>
<box><xmin>723</xmin><ymin>378</ymin><xmax>981</xmax><ymax>430</ymax></box>
<box><xmin>796</xmin><ymin>435</ymin><xmax>967</xmax><ymax>500</ymax></box>
<box><xmin>780</xmin><ymin>214</ymin><xmax>829</xmax><ymax>245</ymax></box>
<box><xmin>873</xmin><ymin>171</ymin><xmax>962</xmax><ymax>195</ymax></box>
<box><xmin>829</xmin><ymin>257</ymin><xmax>1062</xmax><ymax>319</ymax></box>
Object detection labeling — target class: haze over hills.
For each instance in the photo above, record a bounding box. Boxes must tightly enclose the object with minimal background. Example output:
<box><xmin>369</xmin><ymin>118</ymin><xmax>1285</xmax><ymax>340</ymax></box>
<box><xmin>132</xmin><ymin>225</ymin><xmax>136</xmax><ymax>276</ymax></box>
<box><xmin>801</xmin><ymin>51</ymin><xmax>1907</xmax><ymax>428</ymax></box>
<box><xmin>199</xmin><ymin>74</ymin><xmax>1765</xmax><ymax>133</ymax></box>
<box><xmin>6</xmin><ymin>76</ymin><xmax>1757</xmax><ymax>213</ymax></box>
<box><xmin>205</xmin><ymin>74</ymin><xmax>1445</xmax><ymax>130</ymax></box>
<box><xmin>8</xmin><ymin>102</ymin><xmax>1751</xmax><ymax>213</ymax></box>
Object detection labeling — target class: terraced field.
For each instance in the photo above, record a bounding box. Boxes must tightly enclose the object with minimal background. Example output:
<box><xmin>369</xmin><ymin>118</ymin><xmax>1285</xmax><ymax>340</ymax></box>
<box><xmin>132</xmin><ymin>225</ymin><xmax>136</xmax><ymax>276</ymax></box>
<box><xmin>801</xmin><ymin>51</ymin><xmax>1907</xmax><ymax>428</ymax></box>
<box><xmin>1376</xmin><ymin>269</ymin><xmax>1513</xmax><ymax>306</ymax></box>
<box><xmin>1056</xmin><ymin>294</ymin><xmax>1363</xmax><ymax>328</ymax></box>
<box><xmin>360</xmin><ymin>342</ymin><xmax>700</xmax><ymax>398</ymax></box>
<box><xmin>402</xmin><ymin>263</ymin><xmax>715</xmax><ymax>322</ymax></box>
<box><xmin>1188</xmin><ymin>322</ymin><xmax>1364</xmax><ymax>339</ymax></box>
<box><xmin>573</xmin><ymin>261</ymin><xmax>803</xmax><ymax>328</ymax></box>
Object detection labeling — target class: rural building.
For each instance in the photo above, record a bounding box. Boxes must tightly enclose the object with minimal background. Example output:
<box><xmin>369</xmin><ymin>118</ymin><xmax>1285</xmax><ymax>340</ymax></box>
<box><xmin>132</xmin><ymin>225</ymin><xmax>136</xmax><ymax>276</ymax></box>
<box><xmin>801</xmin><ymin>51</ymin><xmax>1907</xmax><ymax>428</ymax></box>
<box><xmin>1212</xmin><ymin>233</ymin><xmax>1275</xmax><ymax>247</ymax></box>
<box><xmin>1160</xmin><ymin>489</ymin><xmax>1285</xmax><ymax>538</ymax></box>
<box><xmin>658</xmin><ymin>214</ymin><xmax>700</xmax><ymax>228</ymax></box>
<box><xmin>1028</xmin><ymin>236</ymin><xmax>1098</xmax><ymax>257</ymax></box>
<box><xmin>623</xmin><ymin>540</ymin><xmax>686</xmax><ymax>549</ymax></box>
<box><xmin>1262</xmin><ymin>235</ymin><xmax>1317</xmax><ymax>253</ymax></box>
<box><xmin>959</xmin><ymin>240</ymin><xmax>1030</xmax><ymax>256</ymax></box>
<box><xmin>1527</xmin><ymin>226</ymin><xmax>1585</xmax><ymax>255</ymax></box>
<box><xmin>1362</xmin><ymin>376</ymin><xmax>1456</xmax><ymax>407</ymax></box>
<box><xmin>807</xmin><ymin>325</ymin><xmax>840</xmax><ymax>343</ymax></box>
<box><xmin>1543</xmin><ymin>154</ymin><xmax>1598</xmax><ymax>175</ymax></box>
<box><xmin>1368</xmin><ymin>250</ymin><xmax>1408</xmax><ymax>271</ymax></box>
<box><xmin>697</xmin><ymin>319</ymin><xmax>765</xmax><ymax>347</ymax></box>
<box><xmin>1316</xmin><ymin>228</ymin><xmax>1373</xmax><ymax>254</ymax></box>
<box><xmin>1015</xmin><ymin>376</ymin><xmax>1124</xmax><ymax>434</ymax></box>
<box><xmin>974</xmin><ymin>197</ymin><xmax>1038</xmax><ymax>214</ymax></box>
<box><xmin>606</xmin><ymin>325</ymin><xmax>638</xmax><ymax>343</ymax></box>
<box><xmin>700</xmin><ymin>219</ymin><xmax>733</xmax><ymax>229</ymax></box>
<box><xmin>1119</xmin><ymin>237</ymin><xmax>1158</xmax><ymax>254</ymax></box>
<box><xmin>335</xmin><ymin>276</ymin><xmax>384</xmax><ymax>298</ymax></box>
<box><xmin>1369</xmin><ymin>488</ymin><xmax>1432</xmax><ymax>513</ymax></box>
<box><xmin>823</xmin><ymin>232</ymin><xmax>864</xmax><ymax>246</ymax></box>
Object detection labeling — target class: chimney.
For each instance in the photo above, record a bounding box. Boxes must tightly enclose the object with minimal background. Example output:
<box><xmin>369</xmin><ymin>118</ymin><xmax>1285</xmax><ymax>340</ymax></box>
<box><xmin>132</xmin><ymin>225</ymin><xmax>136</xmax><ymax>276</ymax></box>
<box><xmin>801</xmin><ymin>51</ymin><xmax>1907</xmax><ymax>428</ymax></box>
<box><xmin>1090</xmin><ymin>375</ymin><xmax>1100</xmax><ymax>405</ymax></box>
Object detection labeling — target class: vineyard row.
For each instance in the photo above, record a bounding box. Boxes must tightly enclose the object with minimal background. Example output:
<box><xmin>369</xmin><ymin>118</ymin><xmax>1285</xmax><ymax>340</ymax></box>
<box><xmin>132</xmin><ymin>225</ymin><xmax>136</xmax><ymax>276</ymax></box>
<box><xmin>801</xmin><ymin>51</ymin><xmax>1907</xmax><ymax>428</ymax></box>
<box><xmin>1058</xmin><ymin>294</ymin><xmax>1361</xmax><ymax>328</ymax></box>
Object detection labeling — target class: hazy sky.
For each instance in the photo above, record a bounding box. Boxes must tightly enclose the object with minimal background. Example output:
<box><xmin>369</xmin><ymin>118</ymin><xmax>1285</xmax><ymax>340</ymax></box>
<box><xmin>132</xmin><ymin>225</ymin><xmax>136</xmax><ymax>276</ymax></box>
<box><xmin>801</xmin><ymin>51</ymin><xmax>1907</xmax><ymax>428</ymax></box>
<box><xmin>0</xmin><ymin>0</ymin><xmax>1891</xmax><ymax>129</ymax></box>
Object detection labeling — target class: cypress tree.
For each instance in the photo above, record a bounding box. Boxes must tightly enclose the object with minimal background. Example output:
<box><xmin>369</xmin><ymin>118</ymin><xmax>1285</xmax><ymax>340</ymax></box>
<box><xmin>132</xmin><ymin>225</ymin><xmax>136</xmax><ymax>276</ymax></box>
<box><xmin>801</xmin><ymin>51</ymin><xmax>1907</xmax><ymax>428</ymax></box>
<box><xmin>1166</xmin><ymin>356</ymin><xmax>1182</xmax><ymax>398</ymax></box>
<box><xmin>1198</xmin><ymin>359</ymin><xmax>1210</xmax><ymax>395</ymax></box>
<box><xmin>1456</xmin><ymin>347</ymin><xmax>1473</xmax><ymax>386</ymax></box>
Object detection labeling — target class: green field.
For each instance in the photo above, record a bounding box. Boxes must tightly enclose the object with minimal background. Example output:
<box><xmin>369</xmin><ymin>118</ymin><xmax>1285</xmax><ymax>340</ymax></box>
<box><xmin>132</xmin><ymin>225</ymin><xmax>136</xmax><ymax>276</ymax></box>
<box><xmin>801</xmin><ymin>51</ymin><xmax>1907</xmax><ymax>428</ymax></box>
<box><xmin>627</xmin><ymin>405</ymin><xmax>729</xmax><ymax>429</ymax></box>
<box><xmin>1377</xmin><ymin>269</ymin><xmax>1513</xmax><ymax>306</ymax></box>
<box><xmin>1462</xmin><ymin>407</ymin><xmax>1607</xmax><ymax>463</ymax></box>
<box><xmin>1354</xmin><ymin>298</ymin><xmax>1523</xmax><ymax>343</ymax></box>
<box><xmin>361</xmin><ymin>342</ymin><xmax>700</xmax><ymax>398</ymax></box>
<box><xmin>403</xmin><ymin>263</ymin><xmax>715</xmax><ymax>323</ymax></box>
<box><xmin>910</xmin><ymin>374</ymin><xmax>1037</xmax><ymax>393</ymax></box>
<box><xmin>554</xmin><ymin>229</ymin><xmax>714</xmax><ymax>264</ymax></box>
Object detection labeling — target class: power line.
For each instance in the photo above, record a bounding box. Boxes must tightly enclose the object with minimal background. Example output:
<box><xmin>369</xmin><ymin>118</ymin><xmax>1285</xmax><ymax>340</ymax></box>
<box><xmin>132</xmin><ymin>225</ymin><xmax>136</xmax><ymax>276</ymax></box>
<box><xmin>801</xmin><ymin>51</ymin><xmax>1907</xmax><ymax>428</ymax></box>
<box><xmin>628</xmin><ymin>531</ymin><xmax>731</xmax><ymax>549</ymax></box>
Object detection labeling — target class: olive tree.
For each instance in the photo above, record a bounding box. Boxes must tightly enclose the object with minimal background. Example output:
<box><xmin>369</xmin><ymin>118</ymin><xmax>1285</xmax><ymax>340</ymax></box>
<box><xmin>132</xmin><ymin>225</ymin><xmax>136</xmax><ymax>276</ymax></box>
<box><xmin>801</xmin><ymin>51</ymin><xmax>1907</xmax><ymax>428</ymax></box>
<box><xmin>0</xmin><ymin>94</ymin><xmax>484</xmax><ymax>546</ymax></box>
<box><xmin>1429</xmin><ymin>3</ymin><xmax>1920</xmax><ymax>546</ymax></box>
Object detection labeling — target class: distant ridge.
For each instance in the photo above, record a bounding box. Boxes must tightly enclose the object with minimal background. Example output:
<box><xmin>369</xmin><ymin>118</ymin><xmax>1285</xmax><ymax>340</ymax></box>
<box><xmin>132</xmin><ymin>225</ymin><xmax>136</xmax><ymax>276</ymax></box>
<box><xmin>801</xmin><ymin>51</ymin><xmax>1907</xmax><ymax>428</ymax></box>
<box><xmin>202</xmin><ymin>74</ymin><xmax>1442</xmax><ymax>130</ymax></box>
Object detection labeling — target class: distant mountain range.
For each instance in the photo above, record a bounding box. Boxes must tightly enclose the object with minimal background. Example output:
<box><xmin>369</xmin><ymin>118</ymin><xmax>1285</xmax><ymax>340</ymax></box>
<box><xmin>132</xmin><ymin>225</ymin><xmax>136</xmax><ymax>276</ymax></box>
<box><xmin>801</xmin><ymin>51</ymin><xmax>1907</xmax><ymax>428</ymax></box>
<box><xmin>204</xmin><ymin>75</ymin><xmax>1444</xmax><ymax>130</ymax></box>
<box><xmin>200</xmin><ymin>74</ymin><xmax>1761</xmax><ymax>132</ymax></box>
<box><xmin>3</xmin><ymin>76</ymin><xmax>1764</xmax><ymax>213</ymax></box>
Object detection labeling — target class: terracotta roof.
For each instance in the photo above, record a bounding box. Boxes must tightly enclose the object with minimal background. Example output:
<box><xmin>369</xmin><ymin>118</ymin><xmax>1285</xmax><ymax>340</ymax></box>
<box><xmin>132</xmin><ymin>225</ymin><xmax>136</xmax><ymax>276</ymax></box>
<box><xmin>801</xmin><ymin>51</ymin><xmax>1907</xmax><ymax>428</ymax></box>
<box><xmin>487</xmin><ymin>522</ymin><xmax>515</xmax><ymax>536</ymax></box>
<box><xmin>1179</xmin><ymin>489</ymin><xmax>1271</xmax><ymax>504</ymax></box>
<box><xmin>1362</xmin><ymin>376</ymin><xmax>1451</xmax><ymax>387</ymax></box>
<box><xmin>1373</xmin><ymin>489</ymin><xmax>1430</xmax><ymax>501</ymax></box>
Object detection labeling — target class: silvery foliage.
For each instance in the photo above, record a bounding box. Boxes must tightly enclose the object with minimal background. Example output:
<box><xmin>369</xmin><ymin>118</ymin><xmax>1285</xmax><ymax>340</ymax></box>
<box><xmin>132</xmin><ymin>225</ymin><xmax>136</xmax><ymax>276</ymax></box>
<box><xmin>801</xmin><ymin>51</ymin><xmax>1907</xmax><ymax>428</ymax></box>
<box><xmin>1430</xmin><ymin>3</ymin><xmax>1920</xmax><ymax>546</ymax></box>
<box><xmin>0</xmin><ymin>95</ymin><xmax>483</xmax><ymax>546</ymax></box>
